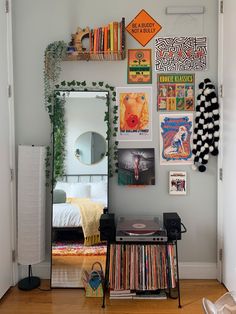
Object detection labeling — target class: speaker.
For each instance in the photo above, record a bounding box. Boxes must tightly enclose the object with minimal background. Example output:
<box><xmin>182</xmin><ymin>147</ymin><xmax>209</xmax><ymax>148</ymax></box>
<box><xmin>163</xmin><ymin>212</ymin><xmax>181</xmax><ymax>240</ymax></box>
<box><xmin>99</xmin><ymin>213</ymin><xmax>116</xmax><ymax>242</ymax></box>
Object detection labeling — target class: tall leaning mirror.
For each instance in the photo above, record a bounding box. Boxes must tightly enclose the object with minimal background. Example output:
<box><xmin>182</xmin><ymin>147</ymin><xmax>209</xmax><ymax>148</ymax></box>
<box><xmin>51</xmin><ymin>90</ymin><xmax>108</xmax><ymax>288</ymax></box>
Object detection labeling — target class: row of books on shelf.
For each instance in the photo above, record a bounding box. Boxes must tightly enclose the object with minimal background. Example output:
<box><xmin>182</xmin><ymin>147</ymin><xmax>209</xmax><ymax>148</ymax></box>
<box><xmin>109</xmin><ymin>244</ymin><xmax>176</xmax><ymax>292</ymax></box>
<box><xmin>89</xmin><ymin>18</ymin><xmax>125</xmax><ymax>55</ymax></box>
<box><xmin>110</xmin><ymin>289</ymin><xmax>167</xmax><ymax>300</ymax></box>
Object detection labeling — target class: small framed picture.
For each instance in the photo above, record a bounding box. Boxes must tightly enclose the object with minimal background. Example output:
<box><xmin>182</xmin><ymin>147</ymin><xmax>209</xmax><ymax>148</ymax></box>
<box><xmin>169</xmin><ymin>171</ymin><xmax>187</xmax><ymax>195</ymax></box>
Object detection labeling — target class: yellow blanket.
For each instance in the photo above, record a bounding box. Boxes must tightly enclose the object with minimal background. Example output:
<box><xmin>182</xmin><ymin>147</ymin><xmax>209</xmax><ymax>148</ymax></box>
<box><xmin>67</xmin><ymin>197</ymin><xmax>104</xmax><ymax>246</ymax></box>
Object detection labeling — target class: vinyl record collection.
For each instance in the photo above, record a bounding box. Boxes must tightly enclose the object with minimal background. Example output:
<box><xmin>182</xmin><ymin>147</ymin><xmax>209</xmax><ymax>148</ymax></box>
<box><xmin>109</xmin><ymin>244</ymin><xmax>176</xmax><ymax>294</ymax></box>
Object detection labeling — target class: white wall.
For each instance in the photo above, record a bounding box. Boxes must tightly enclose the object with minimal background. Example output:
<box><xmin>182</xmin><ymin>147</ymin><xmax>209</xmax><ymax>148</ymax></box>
<box><xmin>65</xmin><ymin>97</ymin><xmax>107</xmax><ymax>174</ymax></box>
<box><xmin>13</xmin><ymin>0</ymin><xmax>218</xmax><ymax>278</ymax></box>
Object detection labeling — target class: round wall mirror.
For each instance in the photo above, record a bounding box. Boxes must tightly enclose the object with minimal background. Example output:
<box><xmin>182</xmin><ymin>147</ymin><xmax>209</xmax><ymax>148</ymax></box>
<box><xmin>75</xmin><ymin>131</ymin><xmax>106</xmax><ymax>165</ymax></box>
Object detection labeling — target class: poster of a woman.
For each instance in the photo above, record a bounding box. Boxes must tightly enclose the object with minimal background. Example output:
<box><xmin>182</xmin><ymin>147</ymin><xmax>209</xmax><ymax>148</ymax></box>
<box><xmin>160</xmin><ymin>113</ymin><xmax>193</xmax><ymax>165</ymax></box>
<box><xmin>117</xmin><ymin>87</ymin><xmax>152</xmax><ymax>141</ymax></box>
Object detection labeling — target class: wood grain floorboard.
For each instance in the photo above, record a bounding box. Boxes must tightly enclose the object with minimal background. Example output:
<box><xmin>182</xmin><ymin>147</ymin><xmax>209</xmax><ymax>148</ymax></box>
<box><xmin>0</xmin><ymin>280</ymin><xmax>227</xmax><ymax>314</ymax></box>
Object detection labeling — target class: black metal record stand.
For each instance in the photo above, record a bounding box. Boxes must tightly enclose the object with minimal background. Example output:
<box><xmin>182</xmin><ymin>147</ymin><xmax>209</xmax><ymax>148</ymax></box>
<box><xmin>102</xmin><ymin>240</ymin><xmax>181</xmax><ymax>308</ymax></box>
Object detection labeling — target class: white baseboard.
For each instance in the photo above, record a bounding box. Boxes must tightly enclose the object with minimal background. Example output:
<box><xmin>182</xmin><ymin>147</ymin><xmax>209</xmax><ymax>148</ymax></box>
<box><xmin>18</xmin><ymin>262</ymin><xmax>217</xmax><ymax>281</ymax></box>
<box><xmin>179</xmin><ymin>262</ymin><xmax>217</xmax><ymax>279</ymax></box>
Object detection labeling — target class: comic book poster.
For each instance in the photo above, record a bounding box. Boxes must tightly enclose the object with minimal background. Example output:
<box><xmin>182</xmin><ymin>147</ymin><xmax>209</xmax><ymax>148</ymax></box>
<box><xmin>127</xmin><ymin>49</ymin><xmax>152</xmax><ymax>84</ymax></box>
<box><xmin>118</xmin><ymin>148</ymin><xmax>155</xmax><ymax>185</ymax></box>
<box><xmin>155</xmin><ymin>36</ymin><xmax>207</xmax><ymax>71</ymax></box>
<box><xmin>157</xmin><ymin>74</ymin><xmax>195</xmax><ymax>111</ymax></box>
<box><xmin>117</xmin><ymin>87</ymin><xmax>152</xmax><ymax>141</ymax></box>
<box><xmin>160</xmin><ymin>113</ymin><xmax>193</xmax><ymax>165</ymax></box>
<box><xmin>169</xmin><ymin>171</ymin><xmax>187</xmax><ymax>195</ymax></box>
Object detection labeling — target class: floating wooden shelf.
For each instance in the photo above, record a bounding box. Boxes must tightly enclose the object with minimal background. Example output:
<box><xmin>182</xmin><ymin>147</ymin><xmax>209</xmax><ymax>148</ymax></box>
<box><xmin>63</xmin><ymin>50</ymin><xmax>126</xmax><ymax>61</ymax></box>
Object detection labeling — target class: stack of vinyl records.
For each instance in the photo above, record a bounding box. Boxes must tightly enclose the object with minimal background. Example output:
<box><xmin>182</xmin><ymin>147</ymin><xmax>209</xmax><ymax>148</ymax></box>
<box><xmin>109</xmin><ymin>244</ymin><xmax>176</xmax><ymax>292</ymax></box>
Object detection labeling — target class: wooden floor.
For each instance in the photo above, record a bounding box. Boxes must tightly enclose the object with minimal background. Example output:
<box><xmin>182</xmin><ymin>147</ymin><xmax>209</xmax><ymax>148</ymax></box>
<box><xmin>0</xmin><ymin>280</ymin><xmax>227</xmax><ymax>314</ymax></box>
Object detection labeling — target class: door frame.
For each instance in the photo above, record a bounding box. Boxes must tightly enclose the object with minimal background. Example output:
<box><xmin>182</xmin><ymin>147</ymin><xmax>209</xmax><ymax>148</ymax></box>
<box><xmin>217</xmin><ymin>0</ymin><xmax>224</xmax><ymax>283</ymax></box>
<box><xmin>5</xmin><ymin>0</ymin><xmax>17</xmax><ymax>285</ymax></box>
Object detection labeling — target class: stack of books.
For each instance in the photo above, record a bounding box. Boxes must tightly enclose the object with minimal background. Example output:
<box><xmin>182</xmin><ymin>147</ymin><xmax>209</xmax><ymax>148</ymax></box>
<box><xmin>109</xmin><ymin>289</ymin><xmax>167</xmax><ymax>300</ymax></box>
<box><xmin>89</xmin><ymin>17</ymin><xmax>126</xmax><ymax>60</ymax></box>
<box><xmin>110</xmin><ymin>290</ymin><xmax>136</xmax><ymax>299</ymax></box>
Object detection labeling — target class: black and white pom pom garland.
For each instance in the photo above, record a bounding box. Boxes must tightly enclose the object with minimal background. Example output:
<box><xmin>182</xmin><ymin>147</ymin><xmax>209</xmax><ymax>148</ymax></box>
<box><xmin>192</xmin><ymin>78</ymin><xmax>220</xmax><ymax>172</ymax></box>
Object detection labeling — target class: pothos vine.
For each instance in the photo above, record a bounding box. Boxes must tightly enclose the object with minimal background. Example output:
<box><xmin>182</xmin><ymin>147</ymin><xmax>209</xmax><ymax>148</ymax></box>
<box><xmin>44</xmin><ymin>41</ymin><xmax>118</xmax><ymax>183</ymax></box>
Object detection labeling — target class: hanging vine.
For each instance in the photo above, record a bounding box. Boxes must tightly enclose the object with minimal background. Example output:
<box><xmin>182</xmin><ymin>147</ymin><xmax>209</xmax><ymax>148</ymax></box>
<box><xmin>44</xmin><ymin>41</ymin><xmax>67</xmax><ymax>119</ymax></box>
<box><xmin>53</xmin><ymin>80</ymin><xmax>118</xmax><ymax>178</ymax></box>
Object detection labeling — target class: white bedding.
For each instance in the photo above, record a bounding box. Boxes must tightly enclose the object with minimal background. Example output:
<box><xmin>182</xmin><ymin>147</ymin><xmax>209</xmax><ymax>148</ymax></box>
<box><xmin>53</xmin><ymin>203</ymin><xmax>82</xmax><ymax>228</ymax></box>
<box><xmin>53</xmin><ymin>198</ymin><xmax>107</xmax><ymax>228</ymax></box>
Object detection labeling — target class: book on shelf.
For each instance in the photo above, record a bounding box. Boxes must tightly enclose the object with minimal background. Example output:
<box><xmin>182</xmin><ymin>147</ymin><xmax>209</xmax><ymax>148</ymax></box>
<box><xmin>133</xmin><ymin>290</ymin><xmax>167</xmax><ymax>300</ymax></box>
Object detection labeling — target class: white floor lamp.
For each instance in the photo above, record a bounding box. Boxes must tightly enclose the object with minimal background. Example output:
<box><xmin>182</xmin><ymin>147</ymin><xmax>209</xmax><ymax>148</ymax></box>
<box><xmin>17</xmin><ymin>145</ymin><xmax>46</xmax><ymax>290</ymax></box>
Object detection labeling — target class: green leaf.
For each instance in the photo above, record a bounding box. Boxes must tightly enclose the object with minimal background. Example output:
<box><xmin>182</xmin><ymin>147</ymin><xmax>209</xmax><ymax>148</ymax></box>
<box><xmin>98</xmin><ymin>81</ymin><xmax>104</xmax><ymax>87</ymax></box>
<box><xmin>61</xmin><ymin>81</ymin><xmax>66</xmax><ymax>86</ymax></box>
<box><xmin>92</xmin><ymin>82</ymin><xmax>97</xmax><ymax>86</ymax></box>
<box><xmin>109</xmin><ymin>86</ymin><xmax>114</xmax><ymax>91</ymax></box>
<box><xmin>76</xmin><ymin>81</ymin><xmax>81</xmax><ymax>86</ymax></box>
<box><xmin>81</xmin><ymin>81</ymin><xmax>86</xmax><ymax>86</ymax></box>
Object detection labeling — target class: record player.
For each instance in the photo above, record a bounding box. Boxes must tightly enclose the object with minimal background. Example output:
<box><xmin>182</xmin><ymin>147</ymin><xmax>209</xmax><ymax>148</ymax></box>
<box><xmin>116</xmin><ymin>216</ymin><xmax>168</xmax><ymax>242</ymax></box>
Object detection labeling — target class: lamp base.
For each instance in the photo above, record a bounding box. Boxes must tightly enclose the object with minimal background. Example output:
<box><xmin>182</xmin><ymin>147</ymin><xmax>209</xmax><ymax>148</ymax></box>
<box><xmin>18</xmin><ymin>276</ymin><xmax>40</xmax><ymax>291</ymax></box>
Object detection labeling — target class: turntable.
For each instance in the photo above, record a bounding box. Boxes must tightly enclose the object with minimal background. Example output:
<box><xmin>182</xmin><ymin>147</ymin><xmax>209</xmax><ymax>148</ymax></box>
<box><xmin>116</xmin><ymin>216</ymin><xmax>168</xmax><ymax>242</ymax></box>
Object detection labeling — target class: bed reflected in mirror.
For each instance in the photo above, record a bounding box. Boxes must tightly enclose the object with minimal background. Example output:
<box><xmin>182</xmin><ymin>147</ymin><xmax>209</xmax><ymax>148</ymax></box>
<box><xmin>51</xmin><ymin>90</ymin><xmax>108</xmax><ymax>288</ymax></box>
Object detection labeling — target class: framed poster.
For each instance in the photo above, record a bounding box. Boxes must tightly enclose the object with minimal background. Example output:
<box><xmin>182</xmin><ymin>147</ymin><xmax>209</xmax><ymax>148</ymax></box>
<box><xmin>118</xmin><ymin>148</ymin><xmax>155</xmax><ymax>186</ymax></box>
<box><xmin>160</xmin><ymin>113</ymin><xmax>193</xmax><ymax>165</ymax></box>
<box><xmin>157</xmin><ymin>74</ymin><xmax>195</xmax><ymax>111</ymax></box>
<box><xmin>169</xmin><ymin>171</ymin><xmax>187</xmax><ymax>195</ymax></box>
<box><xmin>155</xmin><ymin>36</ymin><xmax>207</xmax><ymax>71</ymax></box>
<box><xmin>127</xmin><ymin>49</ymin><xmax>152</xmax><ymax>84</ymax></box>
<box><xmin>117</xmin><ymin>87</ymin><xmax>152</xmax><ymax>141</ymax></box>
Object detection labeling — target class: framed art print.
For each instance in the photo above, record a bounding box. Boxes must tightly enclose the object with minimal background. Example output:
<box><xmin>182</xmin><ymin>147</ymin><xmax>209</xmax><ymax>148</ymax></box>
<box><xmin>160</xmin><ymin>113</ymin><xmax>193</xmax><ymax>165</ymax></box>
<box><xmin>157</xmin><ymin>74</ymin><xmax>195</xmax><ymax>111</ymax></box>
<box><xmin>169</xmin><ymin>171</ymin><xmax>187</xmax><ymax>195</ymax></box>
<box><xmin>127</xmin><ymin>49</ymin><xmax>152</xmax><ymax>84</ymax></box>
<box><xmin>118</xmin><ymin>148</ymin><xmax>155</xmax><ymax>186</ymax></box>
<box><xmin>155</xmin><ymin>36</ymin><xmax>207</xmax><ymax>71</ymax></box>
<box><xmin>117</xmin><ymin>87</ymin><xmax>152</xmax><ymax>141</ymax></box>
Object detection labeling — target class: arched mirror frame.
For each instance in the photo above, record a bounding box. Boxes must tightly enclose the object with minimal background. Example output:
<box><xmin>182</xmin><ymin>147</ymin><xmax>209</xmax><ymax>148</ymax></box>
<box><xmin>48</xmin><ymin>82</ymin><xmax>118</xmax><ymax>289</ymax></box>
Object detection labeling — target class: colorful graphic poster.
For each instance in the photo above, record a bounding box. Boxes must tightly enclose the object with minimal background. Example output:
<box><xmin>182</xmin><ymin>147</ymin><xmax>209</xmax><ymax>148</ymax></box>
<box><xmin>126</xmin><ymin>9</ymin><xmax>162</xmax><ymax>47</ymax></box>
<box><xmin>160</xmin><ymin>113</ymin><xmax>193</xmax><ymax>165</ymax></box>
<box><xmin>157</xmin><ymin>74</ymin><xmax>195</xmax><ymax>111</ymax></box>
<box><xmin>128</xmin><ymin>49</ymin><xmax>152</xmax><ymax>84</ymax></box>
<box><xmin>155</xmin><ymin>37</ymin><xmax>207</xmax><ymax>71</ymax></box>
<box><xmin>117</xmin><ymin>87</ymin><xmax>152</xmax><ymax>141</ymax></box>
<box><xmin>169</xmin><ymin>171</ymin><xmax>187</xmax><ymax>195</ymax></box>
<box><xmin>118</xmin><ymin>148</ymin><xmax>155</xmax><ymax>186</ymax></box>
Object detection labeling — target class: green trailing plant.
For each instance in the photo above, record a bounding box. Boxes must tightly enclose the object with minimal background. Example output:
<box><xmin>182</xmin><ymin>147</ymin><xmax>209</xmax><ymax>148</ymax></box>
<box><xmin>44</xmin><ymin>41</ymin><xmax>67</xmax><ymax>119</ymax></box>
<box><xmin>53</xmin><ymin>80</ymin><xmax>118</xmax><ymax>178</ymax></box>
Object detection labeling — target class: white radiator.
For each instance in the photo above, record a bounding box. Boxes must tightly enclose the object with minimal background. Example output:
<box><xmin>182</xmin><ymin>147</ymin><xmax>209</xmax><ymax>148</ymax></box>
<box><xmin>17</xmin><ymin>145</ymin><xmax>46</xmax><ymax>265</ymax></box>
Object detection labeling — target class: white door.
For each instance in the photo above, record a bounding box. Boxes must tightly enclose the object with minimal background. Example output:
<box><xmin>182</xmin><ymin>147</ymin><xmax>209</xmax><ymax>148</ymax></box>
<box><xmin>0</xmin><ymin>0</ymin><xmax>13</xmax><ymax>298</ymax></box>
<box><xmin>219</xmin><ymin>0</ymin><xmax>236</xmax><ymax>291</ymax></box>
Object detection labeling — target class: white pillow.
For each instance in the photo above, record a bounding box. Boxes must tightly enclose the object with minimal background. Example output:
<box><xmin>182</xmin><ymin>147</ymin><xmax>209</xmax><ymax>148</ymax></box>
<box><xmin>55</xmin><ymin>181</ymin><xmax>71</xmax><ymax>196</ymax></box>
<box><xmin>90</xmin><ymin>181</ymin><xmax>107</xmax><ymax>199</ymax></box>
<box><xmin>69</xmin><ymin>183</ymin><xmax>91</xmax><ymax>198</ymax></box>
<box><xmin>55</xmin><ymin>182</ymin><xmax>91</xmax><ymax>198</ymax></box>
